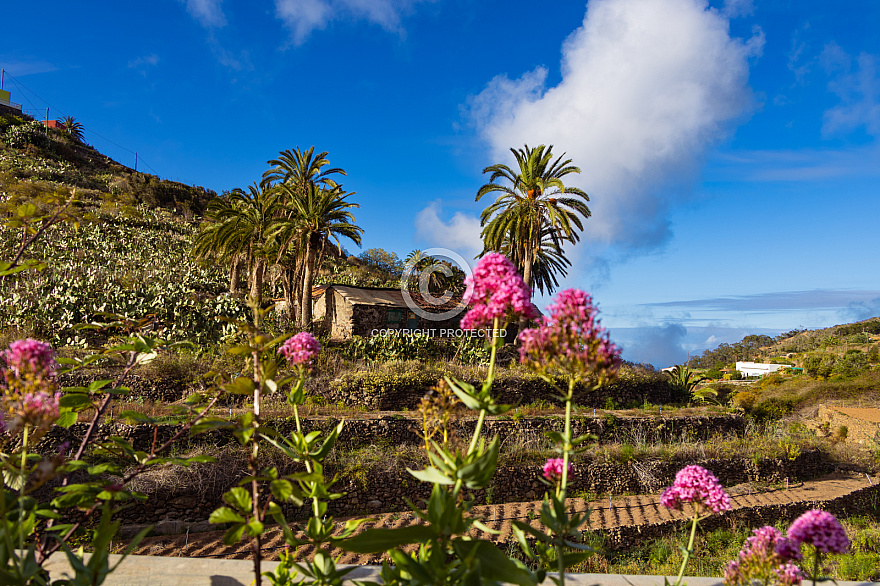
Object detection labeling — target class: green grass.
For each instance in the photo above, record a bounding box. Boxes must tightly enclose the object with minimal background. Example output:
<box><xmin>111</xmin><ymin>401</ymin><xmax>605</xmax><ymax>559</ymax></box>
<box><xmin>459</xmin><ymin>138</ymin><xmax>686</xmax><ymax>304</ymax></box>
<box><xmin>570</xmin><ymin>514</ymin><xmax>880</xmax><ymax>581</ymax></box>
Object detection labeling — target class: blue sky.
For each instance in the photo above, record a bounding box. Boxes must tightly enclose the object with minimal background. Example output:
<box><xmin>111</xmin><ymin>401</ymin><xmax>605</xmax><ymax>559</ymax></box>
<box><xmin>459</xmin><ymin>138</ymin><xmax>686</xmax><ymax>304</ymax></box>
<box><xmin>3</xmin><ymin>0</ymin><xmax>879</xmax><ymax>367</ymax></box>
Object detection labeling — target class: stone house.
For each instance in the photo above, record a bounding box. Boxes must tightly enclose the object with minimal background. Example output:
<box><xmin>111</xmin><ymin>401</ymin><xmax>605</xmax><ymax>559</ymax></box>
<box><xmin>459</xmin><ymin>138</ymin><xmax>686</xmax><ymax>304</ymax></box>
<box><xmin>312</xmin><ymin>285</ymin><xmax>468</xmax><ymax>340</ymax></box>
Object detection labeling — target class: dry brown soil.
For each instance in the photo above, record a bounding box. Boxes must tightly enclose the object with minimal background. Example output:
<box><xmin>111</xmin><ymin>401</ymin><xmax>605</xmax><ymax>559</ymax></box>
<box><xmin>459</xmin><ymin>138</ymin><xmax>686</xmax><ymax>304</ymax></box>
<box><xmin>130</xmin><ymin>472</ymin><xmax>875</xmax><ymax>565</ymax></box>
<box><xmin>833</xmin><ymin>407</ymin><xmax>880</xmax><ymax>424</ymax></box>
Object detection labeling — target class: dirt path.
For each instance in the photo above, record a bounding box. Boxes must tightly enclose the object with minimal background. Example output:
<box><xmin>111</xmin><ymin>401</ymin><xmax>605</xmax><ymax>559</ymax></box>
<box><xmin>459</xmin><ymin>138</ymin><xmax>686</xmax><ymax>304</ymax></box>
<box><xmin>132</xmin><ymin>472</ymin><xmax>878</xmax><ymax>564</ymax></box>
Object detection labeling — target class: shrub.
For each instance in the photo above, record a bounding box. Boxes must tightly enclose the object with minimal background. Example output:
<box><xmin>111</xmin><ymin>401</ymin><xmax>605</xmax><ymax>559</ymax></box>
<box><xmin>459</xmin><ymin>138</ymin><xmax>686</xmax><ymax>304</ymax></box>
<box><xmin>0</xmin><ymin>113</ymin><xmax>27</xmax><ymax>134</ymax></box>
<box><xmin>835</xmin><ymin>351</ymin><xmax>869</xmax><ymax>378</ymax></box>
<box><xmin>804</xmin><ymin>353</ymin><xmax>835</xmax><ymax>379</ymax></box>
<box><xmin>3</xmin><ymin>121</ymin><xmax>49</xmax><ymax>149</ymax></box>
<box><xmin>751</xmin><ymin>396</ymin><xmax>796</xmax><ymax>421</ymax></box>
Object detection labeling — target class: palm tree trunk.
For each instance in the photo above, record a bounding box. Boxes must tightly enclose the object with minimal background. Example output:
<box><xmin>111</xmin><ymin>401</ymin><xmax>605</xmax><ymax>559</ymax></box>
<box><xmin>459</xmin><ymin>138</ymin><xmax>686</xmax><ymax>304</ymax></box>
<box><xmin>229</xmin><ymin>254</ymin><xmax>242</xmax><ymax>293</ymax></box>
<box><xmin>300</xmin><ymin>235</ymin><xmax>317</xmax><ymax>330</ymax></box>
<box><xmin>517</xmin><ymin>249</ymin><xmax>535</xmax><ymax>336</ymax></box>
<box><xmin>281</xmin><ymin>262</ymin><xmax>302</xmax><ymax>326</ymax></box>
<box><xmin>251</xmin><ymin>258</ymin><xmax>265</xmax><ymax>325</ymax></box>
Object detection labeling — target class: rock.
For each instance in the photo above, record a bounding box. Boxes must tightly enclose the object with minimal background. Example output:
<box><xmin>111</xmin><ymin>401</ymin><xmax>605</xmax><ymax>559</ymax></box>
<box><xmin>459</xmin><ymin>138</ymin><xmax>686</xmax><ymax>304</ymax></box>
<box><xmin>367</xmin><ymin>500</ymin><xmax>382</xmax><ymax>509</ymax></box>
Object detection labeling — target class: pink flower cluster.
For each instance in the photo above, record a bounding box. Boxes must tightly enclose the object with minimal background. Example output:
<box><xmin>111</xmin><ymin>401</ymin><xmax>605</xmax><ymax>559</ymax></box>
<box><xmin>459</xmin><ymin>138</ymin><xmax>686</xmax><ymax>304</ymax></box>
<box><xmin>1</xmin><ymin>339</ymin><xmax>62</xmax><ymax>433</ymax></box>
<box><xmin>278</xmin><ymin>332</ymin><xmax>321</xmax><ymax>369</ymax></box>
<box><xmin>519</xmin><ymin>289</ymin><xmax>621</xmax><ymax>382</ymax></box>
<box><xmin>542</xmin><ymin>457</ymin><xmax>573</xmax><ymax>482</ymax></box>
<box><xmin>2</xmin><ymin>338</ymin><xmax>57</xmax><ymax>382</ymax></box>
<box><xmin>787</xmin><ymin>509</ymin><xmax>849</xmax><ymax>555</ymax></box>
<box><xmin>460</xmin><ymin>253</ymin><xmax>537</xmax><ymax>330</ymax></box>
<box><xmin>660</xmin><ymin>465</ymin><xmax>732</xmax><ymax>515</ymax></box>
<box><xmin>19</xmin><ymin>391</ymin><xmax>61</xmax><ymax>427</ymax></box>
<box><xmin>723</xmin><ymin>526</ymin><xmax>803</xmax><ymax>586</ymax></box>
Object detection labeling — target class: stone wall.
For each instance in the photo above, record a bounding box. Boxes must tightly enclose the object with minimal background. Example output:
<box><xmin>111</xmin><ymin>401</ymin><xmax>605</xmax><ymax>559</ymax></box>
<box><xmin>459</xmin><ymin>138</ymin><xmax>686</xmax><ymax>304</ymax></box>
<box><xmin>30</xmin><ymin>414</ymin><xmax>747</xmax><ymax>455</ymax></box>
<box><xmin>320</xmin><ymin>371</ymin><xmax>674</xmax><ymax>411</ymax></box>
<box><xmin>813</xmin><ymin>405</ymin><xmax>880</xmax><ymax>446</ymax></box>
<box><xmin>57</xmin><ymin>371</ymin><xmax>193</xmax><ymax>403</ymax></box>
<box><xmin>105</xmin><ymin>450</ymin><xmax>830</xmax><ymax>525</ymax></box>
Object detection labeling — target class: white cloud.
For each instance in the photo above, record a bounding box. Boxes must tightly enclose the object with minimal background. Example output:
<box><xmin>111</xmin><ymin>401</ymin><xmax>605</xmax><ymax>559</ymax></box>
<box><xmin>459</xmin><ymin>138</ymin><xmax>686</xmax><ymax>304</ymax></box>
<box><xmin>0</xmin><ymin>58</ymin><xmax>57</xmax><ymax>76</ymax></box>
<box><xmin>721</xmin><ymin>0</ymin><xmax>754</xmax><ymax>18</ymax></box>
<box><xmin>182</xmin><ymin>0</ymin><xmax>227</xmax><ymax>28</ymax></box>
<box><xmin>822</xmin><ymin>43</ymin><xmax>880</xmax><ymax>138</ymax></box>
<box><xmin>128</xmin><ymin>54</ymin><xmax>159</xmax><ymax>69</ymax></box>
<box><xmin>711</xmin><ymin>144</ymin><xmax>880</xmax><ymax>182</ymax></box>
<box><xmin>414</xmin><ymin>201</ymin><xmax>483</xmax><ymax>260</ymax></box>
<box><xmin>468</xmin><ymin>0</ymin><xmax>762</xmax><ymax>251</ymax></box>
<box><xmin>274</xmin><ymin>0</ymin><xmax>429</xmax><ymax>45</ymax></box>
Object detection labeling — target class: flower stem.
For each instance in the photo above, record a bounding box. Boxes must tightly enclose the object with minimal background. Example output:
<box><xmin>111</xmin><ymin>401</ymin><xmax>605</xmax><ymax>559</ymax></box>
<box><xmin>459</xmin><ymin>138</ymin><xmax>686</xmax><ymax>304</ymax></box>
<box><xmin>812</xmin><ymin>550</ymin><xmax>820</xmax><ymax>586</ymax></box>
<box><xmin>467</xmin><ymin>317</ymin><xmax>500</xmax><ymax>455</ymax></box>
<box><xmin>672</xmin><ymin>513</ymin><xmax>699</xmax><ymax>586</ymax></box>
<box><xmin>19</xmin><ymin>424</ymin><xmax>29</xmax><ymax>555</ymax></box>
<box><xmin>554</xmin><ymin>378</ymin><xmax>576</xmax><ymax>586</ymax></box>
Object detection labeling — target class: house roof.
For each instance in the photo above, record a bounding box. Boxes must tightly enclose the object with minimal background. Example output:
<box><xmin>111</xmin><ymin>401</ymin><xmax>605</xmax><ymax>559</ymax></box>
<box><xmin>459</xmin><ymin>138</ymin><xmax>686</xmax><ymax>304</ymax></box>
<box><xmin>333</xmin><ymin>285</ymin><xmax>407</xmax><ymax>308</ymax></box>
<box><xmin>316</xmin><ymin>284</ymin><xmax>466</xmax><ymax>314</ymax></box>
<box><xmin>316</xmin><ymin>283</ymin><xmax>542</xmax><ymax>317</ymax></box>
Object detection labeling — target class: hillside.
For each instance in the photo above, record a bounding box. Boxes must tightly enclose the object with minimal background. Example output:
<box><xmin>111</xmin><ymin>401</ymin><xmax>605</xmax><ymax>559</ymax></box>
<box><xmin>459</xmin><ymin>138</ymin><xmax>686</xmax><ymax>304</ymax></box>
<box><xmin>0</xmin><ymin>113</ymin><xmax>215</xmax><ymax>216</ymax></box>
<box><xmin>0</xmin><ymin>113</ymin><xmax>250</xmax><ymax>347</ymax></box>
<box><xmin>0</xmin><ymin>117</ymin><xmax>425</xmax><ymax>349</ymax></box>
<box><xmin>688</xmin><ymin>318</ymin><xmax>880</xmax><ymax>376</ymax></box>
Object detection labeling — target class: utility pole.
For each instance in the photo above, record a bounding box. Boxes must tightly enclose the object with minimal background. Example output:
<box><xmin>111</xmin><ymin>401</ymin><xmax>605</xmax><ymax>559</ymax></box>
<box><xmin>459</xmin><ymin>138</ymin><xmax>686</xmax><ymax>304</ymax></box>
<box><xmin>1</xmin><ymin>69</ymin><xmax>5</xmax><ymax>91</ymax></box>
<box><xmin>45</xmin><ymin>107</ymin><xmax>49</xmax><ymax>137</ymax></box>
<box><xmin>134</xmin><ymin>152</ymin><xmax>138</xmax><ymax>172</ymax></box>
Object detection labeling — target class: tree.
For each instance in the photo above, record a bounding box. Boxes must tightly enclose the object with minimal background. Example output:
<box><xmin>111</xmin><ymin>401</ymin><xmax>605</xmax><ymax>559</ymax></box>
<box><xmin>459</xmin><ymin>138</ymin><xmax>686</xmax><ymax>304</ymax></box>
<box><xmin>58</xmin><ymin>116</ymin><xmax>85</xmax><ymax>142</ymax></box>
<box><xmin>263</xmin><ymin>146</ymin><xmax>345</xmax><ymax>193</ymax></box>
<box><xmin>359</xmin><ymin>248</ymin><xmax>404</xmax><ymax>278</ymax></box>
<box><xmin>665</xmin><ymin>364</ymin><xmax>714</xmax><ymax>404</ymax></box>
<box><xmin>476</xmin><ymin>144</ymin><xmax>590</xmax><ymax>299</ymax></box>
<box><xmin>270</xmin><ymin>183</ymin><xmax>362</xmax><ymax>329</ymax></box>
<box><xmin>495</xmin><ymin>220</ymin><xmax>573</xmax><ymax>295</ymax></box>
<box><xmin>192</xmin><ymin>183</ymin><xmax>279</xmax><ymax>318</ymax></box>
<box><xmin>263</xmin><ymin>147</ymin><xmax>350</xmax><ymax>328</ymax></box>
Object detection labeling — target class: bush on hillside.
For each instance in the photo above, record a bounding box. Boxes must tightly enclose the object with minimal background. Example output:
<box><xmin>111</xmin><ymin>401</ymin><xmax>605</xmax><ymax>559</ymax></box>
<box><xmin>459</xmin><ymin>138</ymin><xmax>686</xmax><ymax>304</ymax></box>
<box><xmin>834</xmin><ymin>351</ymin><xmax>869</xmax><ymax>378</ymax></box>
<box><xmin>0</xmin><ymin>114</ymin><xmax>28</xmax><ymax>134</ymax></box>
<box><xmin>804</xmin><ymin>353</ymin><xmax>835</xmax><ymax>379</ymax></box>
<box><xmin>3</xmin><ymin>121</ymin><xmax>49</xmax><ymax>149</ymax></box>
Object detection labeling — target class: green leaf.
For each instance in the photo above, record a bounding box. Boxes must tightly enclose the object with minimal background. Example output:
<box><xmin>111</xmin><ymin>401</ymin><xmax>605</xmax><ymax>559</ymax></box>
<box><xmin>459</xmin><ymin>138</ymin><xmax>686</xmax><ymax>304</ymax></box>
<box><xmin>269</xmin><ymin>479</ymin><xmax>296</xmax><ymax>503</ymax></box>
<box><xmin>453</xmin><ymin>539</ymin><xmax>538</xmax><ymax>586</ymax></box>
<box><xmin>87</xmin><ymin>463</ymin><xmax>121</xmax><ymax>475</ymax></box>
<box><xmin>340</xmin><ymin>525</ymin><xmax>436</xmax><ymax>553</ymax></box>
<box><xmin>56</xmin><ymin>410</ymin><xmax>78</xmax><ymax>428</ymax></box>
<box><xmin>226</xmin><ymin>377</ymin><xmax>256</xmax><ymax>395</ymax></box>
<box><xmin>245</xmin><ymin>520</ymin><xmax>265</xmax><ymax>537</ymax></box>
<box><xmin>223</xmin><ymin>487</ymin><xmax>252</xmax><ymax>513</ymax></box>
<box><xmin>223</xmin><ymin>523</ymin><xmax>247</xmax><ymax>545</ymax></box>
<box><xmin>88</xmin><ymin>379</ymin><xmax>114</xmax><ymax>392</ymax></box>
<box><xmin>2</xmin><ymin>469</ymin><xmax>24</xmax><ymax>491</ymax></box>
<box><xmin>209</xmin><ymin>507</ymin><xmax>245</xmax><ymax>525</ymax></box>
<box><xmin>16</xmin><ymin>203</ymin><xmax>37</xmax><ymax>217</ymax></box>
<box><xmin>407</xmin><ymin>466</ymin><xmax>454</xmax><ymax>485</ymax></box>
<box><xmin>59</xmin><ymin>393</ymin><xmax>92</xmax><ymax>408</ymax></box>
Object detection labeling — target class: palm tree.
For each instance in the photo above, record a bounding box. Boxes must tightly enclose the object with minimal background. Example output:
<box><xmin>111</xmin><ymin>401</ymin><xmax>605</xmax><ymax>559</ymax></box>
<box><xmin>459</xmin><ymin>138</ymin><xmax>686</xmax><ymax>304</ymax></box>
<box><xmin>193</xmin><ymin>183</ymin><xmax>279</xmax><ymax>319</ymax></box>
<box><xmin>58</xmin><ymin>116</ymin><xmax>85</xmax><ymax>142</ymax></box>
<box><xmin>476</xmin><ymin>144</ymin><xmax>590</xmax><ymax>296</ymax></box>
<box><xmin>263</xmin><ymin>147</ymin><xmax>354</xmax><ymax>328</ymax></box>
<box><xmin>263</xmin><ymin>146</ymin><xmax>345</xmax><ymax>194</ymax></box>
<box><xmin>497</xmin><ymin>220</ymin><xmax>573</xmax><ymax>295</ymax></box>
<box><xmin>270</xmin><ymin>183</ymin><xmax>362</xmax><ymax>329</ymax></box>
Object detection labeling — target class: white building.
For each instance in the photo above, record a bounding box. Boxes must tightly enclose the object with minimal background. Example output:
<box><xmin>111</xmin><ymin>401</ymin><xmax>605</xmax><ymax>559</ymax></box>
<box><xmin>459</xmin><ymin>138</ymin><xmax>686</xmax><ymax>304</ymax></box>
<box><xmin>735</xmin><ymin>361</ymin><xmax>793</xmax><ymax>377</ymax></box>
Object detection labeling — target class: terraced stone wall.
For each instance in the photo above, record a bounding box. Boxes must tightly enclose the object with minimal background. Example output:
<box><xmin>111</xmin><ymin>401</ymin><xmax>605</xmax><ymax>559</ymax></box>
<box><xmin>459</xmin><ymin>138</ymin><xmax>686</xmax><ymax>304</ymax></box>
<box><xmin>29</xmin><ymin>414</ymin><xmax>747</xmax><ymax>454</ymax></box>
<box><xmin>101</xmin><ymin>450</ymin><xmax>829</xmax><ymax>526</ymax></box>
